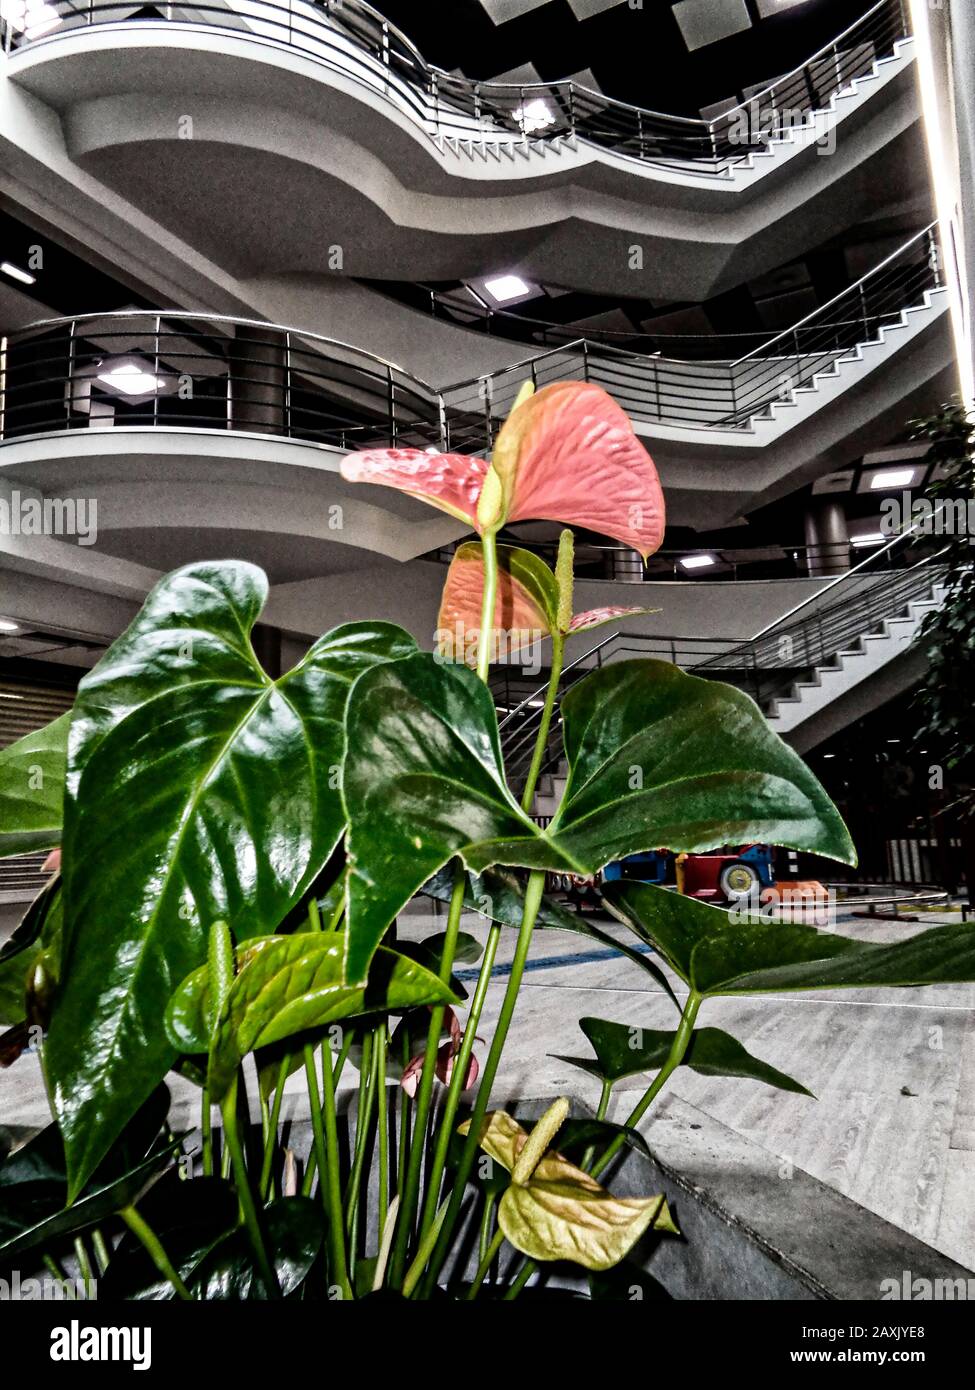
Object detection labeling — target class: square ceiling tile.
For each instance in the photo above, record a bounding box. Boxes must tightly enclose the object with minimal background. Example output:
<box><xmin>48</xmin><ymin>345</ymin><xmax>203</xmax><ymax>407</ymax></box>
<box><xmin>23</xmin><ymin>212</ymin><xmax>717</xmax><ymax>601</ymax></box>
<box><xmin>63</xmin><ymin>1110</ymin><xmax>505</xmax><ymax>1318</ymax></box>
<box><xmin>567</xmin><ymin>0</ymin><xmax>627</xmax><ymax>19</ymax></box>
<box><xmin>477</xmin><ymin>0</ymin><xmax>552</xmax><ymax>24</ymax></box>
<box><xmin>672</xmin><ymin>0</ymin><xmax>751</xmax><ymax>53</ymax></box>
<box><xmin>754</xmin><ymin>0</ymin><xmax>814</xmax><ymax>16</ymax></box>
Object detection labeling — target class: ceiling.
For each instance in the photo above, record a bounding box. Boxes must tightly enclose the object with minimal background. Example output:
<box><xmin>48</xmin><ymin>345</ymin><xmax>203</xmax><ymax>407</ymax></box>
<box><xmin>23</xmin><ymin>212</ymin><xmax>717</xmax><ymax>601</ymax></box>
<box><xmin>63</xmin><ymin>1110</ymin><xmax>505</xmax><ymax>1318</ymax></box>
<box><xmin>372</xmin><ymin>0</ymin><xmax>878</xmax><ymax>118</ymax></box>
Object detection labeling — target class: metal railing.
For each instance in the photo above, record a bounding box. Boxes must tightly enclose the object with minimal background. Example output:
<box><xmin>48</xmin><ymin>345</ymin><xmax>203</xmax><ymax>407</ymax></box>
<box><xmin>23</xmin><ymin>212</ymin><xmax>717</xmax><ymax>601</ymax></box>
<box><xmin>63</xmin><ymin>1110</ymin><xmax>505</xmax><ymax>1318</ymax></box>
<box><xmin>1</xmin><ymin>0</ymin><xmax>910</xmax><ymax>176</ymax></box>
<box><xmin>430</xmin><ymin>536</ymin><xmax>935</xmax><ymax>584</ymax></box>
<box><xmin>496</xmin><ymin>520</ymin><xmax>952</xmax><ymax>788</ymax></box>
<box><xmin>0</xmin><ymin>311</ymin><xmax>446</xmax><ymax>451</ymax></box>
<box><xmin>0</xmin><ymin>227</ymin><xmax>946</xmax><ymax>451</ymax></box>
<box><xmin>439</xmin><ymin>225</ymin><xmax>944</xmax><ymax>440</ymax></box>
<box><xmin>0</xmin><ymin>230</ymin><xmax>946</xmax><ymax>452</ymax></box>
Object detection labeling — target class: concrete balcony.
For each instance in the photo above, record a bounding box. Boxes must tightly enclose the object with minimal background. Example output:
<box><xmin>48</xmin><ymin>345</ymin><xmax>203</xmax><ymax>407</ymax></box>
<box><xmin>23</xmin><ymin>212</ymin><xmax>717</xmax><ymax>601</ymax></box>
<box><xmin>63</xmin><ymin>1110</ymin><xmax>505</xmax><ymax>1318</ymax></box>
<box><xmin>1</xmin><ymin>0</ymin><xmax>923</xmax><ymax>301</ymax></box>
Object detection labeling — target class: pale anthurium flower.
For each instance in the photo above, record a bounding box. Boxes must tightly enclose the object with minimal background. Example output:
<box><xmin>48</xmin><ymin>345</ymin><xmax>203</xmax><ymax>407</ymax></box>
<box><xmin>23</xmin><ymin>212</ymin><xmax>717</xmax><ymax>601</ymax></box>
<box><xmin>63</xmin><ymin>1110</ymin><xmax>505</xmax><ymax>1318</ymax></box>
<box><xmin>339</xmin><ymin>381</ymin><xmax>666</xmax><ymax>556</ymax></box>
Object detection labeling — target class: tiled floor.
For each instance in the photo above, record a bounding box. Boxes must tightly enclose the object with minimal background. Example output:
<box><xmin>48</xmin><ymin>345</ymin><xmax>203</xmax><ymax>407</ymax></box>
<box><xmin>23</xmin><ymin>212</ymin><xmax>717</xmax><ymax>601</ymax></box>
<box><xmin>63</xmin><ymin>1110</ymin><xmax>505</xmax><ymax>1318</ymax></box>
<box><xmin>3</xmin><ymin>899</ymin><xmax>974</xmax><ymax>1269</ymax></box>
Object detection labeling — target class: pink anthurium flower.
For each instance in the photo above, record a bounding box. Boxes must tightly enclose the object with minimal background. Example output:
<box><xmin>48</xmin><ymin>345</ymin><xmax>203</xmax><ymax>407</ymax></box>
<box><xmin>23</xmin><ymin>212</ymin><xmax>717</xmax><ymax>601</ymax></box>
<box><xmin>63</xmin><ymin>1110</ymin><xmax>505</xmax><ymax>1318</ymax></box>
<box><xmin>436</xmin><ymin>541</ymin><xmax>658</xmax><ymax>665</ymax></box>
<box><xmin>340</xmin><ymin>381</ymin><xmax>665</xmax><ymax>557</ymax></box>
<box><xmin>399</xmin><ymin>1006</ymin><xmax>483</xmax><ymax>1097</ymax></box>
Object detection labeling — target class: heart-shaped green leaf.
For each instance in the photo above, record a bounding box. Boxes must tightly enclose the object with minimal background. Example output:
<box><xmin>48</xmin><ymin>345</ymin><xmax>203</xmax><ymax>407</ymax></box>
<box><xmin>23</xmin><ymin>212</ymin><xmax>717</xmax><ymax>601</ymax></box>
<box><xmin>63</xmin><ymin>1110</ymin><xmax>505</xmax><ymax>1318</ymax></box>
<box><xmin>344</xmin><ymin>656</ymin><xmax>854</xmax><ymax>983</ymax></box>
<box><xmin>47</xmin><ymin>559</ymin><xmax>416</xmax><ymax>1199</ymax></box>
<box><xmin>554</xmin><ymin>1016</ymin><xmax>812</xmax><ymax>1095</ymax></box>
<box><xmin>100</xmin><ymin>1176</ymin><xmax>239</xmax><ymax>1300</ymax></box>
<box><xmin>462</xmin><ymin>1111</ymin><xmax>677</xmax><ymax>1271</ymax></box>
<box><xmin>0</xmin><ymin>1087</ymin><xmax>174</xmax><ymax>1260</ymax></box>
<box><xmin>189</xmin><ymin>1196</ymin><xmax>324</xmax><ymax>1300</ymax></box>
<box><xmin>164</xmin><ymin>938</ymin><xmax>281</xmax><ymax>1055</ymax></box>
<box><xmin>604</xmin><ymin>881</ymin><xmax>975</xmax><ymax>996</ymax></box>
<box><xmin>0</xmin><ymin>712</ymin><xmax>69</xmax><ymax>857</ymax></box>
<box><xmin>208</xmin><ymin>934</ymin><xmax>459</xmax><ymax>1099</ymax></box>
<box><xmin>550</xmin><ymin>660</ymin><xmax>856</xmax><ymax>870</ymax></box>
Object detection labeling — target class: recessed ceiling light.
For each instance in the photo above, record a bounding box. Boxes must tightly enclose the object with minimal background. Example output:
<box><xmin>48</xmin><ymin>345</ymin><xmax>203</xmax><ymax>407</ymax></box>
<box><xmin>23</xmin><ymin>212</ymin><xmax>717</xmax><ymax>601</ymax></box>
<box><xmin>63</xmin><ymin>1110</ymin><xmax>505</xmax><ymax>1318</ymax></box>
<box><xmin>482</xmin><ymin>274</ymin><xmax>531</xmax><ymax>304</ymax></box>
<box><xmin>823</xmin><ymin>753</ymin><xmax>835</xmax><ymax>759</ymax></box>
<box><xmin>96</xmin><ymin>361</ymin><xmax>164</xmax><ymax>396</ymax></box>
<box><xmin>869</xmin><ymin>468</ymin><xmax>917</xmax><ymax>490</ymax></box>
<box><xmin>851</xmin><ymin>533</ymin><xmax>886</xmax><ymax>547</ymax></box>
<box><xmin>679</xmin><ymin>554</ymin><xmax>717</xmax><ymax>570</ymax></box>
<box><xmin>1</xmin><ymin>261</ymin><xmax>36</xmax><ymax>286</ymax></box>
<box><xmin>0</xmin><ymin>618</ymin><xmax>20</xmax><ymax>632</ymax></box>
<box><xmin>513</xmin><ymin>98</ymin><xmax>556</xmax><ymax>134</ymax></box>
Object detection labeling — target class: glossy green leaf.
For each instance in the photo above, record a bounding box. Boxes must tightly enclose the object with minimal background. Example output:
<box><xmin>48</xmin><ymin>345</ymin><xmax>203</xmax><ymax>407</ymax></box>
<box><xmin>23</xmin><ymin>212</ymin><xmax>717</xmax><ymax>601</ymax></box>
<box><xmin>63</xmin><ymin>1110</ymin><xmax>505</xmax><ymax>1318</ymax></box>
<box><xmin>554</xmin><ymin>1016</ymin><xmax>812</xmax><ymax>1095</ymax></box>
<box><xmin>189</xmin><ymin>1196</ymin><xmax>324</xmax><ymax>1299</ymax></box>
<box><xmin>344</xmin><ymin>655</ymin><xmax>854</xmax><ymax>983</ymax></box>
<box><xmin>164</xmin><ymin>938</ymin><xmax>280</xmax><ymax>1055</ymax></box>
<box><xmin>342</xmin><ymin>654</ymin><xmax>551</xmax><ymax>982</ymax></box>
<box><xmin>208</xmin><ymin>933</ymin><xmax>459</xmax><ymax>1099</ymax></box>
<box><xmin>550</xmin><ymin>660</ymin><xmax>856</xmax><ymax>870</ymax></box>
<box><xmin>101</xmin><ymin>1176</ymin><xmax>239</xmax><ymax>1300</ymax></box>
<box><xmin>0</xmin><ymin>712</ymin><xmax>69</xmax><ymax>856</ymax></box>
<box><xmin>0</xmin><ymin>1087</ymin><xmax>173</xmax><ymax>1261</ymax></box>
<box><xmin>604</xmin><ymin>881</ymin><xmax>975</xmax><ymax>996</ymax></box>
<box><xmin>47</xmin><ymin>560</ymin><xmax>416</xmax><ymax>1199</ymax></box>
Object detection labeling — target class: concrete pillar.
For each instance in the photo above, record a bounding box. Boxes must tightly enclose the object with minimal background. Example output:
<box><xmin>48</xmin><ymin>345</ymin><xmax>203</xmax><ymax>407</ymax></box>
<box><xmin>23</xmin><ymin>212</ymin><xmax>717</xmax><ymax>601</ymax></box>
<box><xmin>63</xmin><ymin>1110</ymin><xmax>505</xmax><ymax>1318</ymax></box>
<box><xmin>607</xmin><ymin>549</ymin><xmax>645</xmax><ymax>583</ymax></box>
<box><xmin>229</xmin><ymin>326</ymin><xmax>286</xmax><ymax>435</ymax></box>
<box><xmin>804</xmin><ymin>500</ymin><xmax>849</xmax><ymax>576</ymax></box>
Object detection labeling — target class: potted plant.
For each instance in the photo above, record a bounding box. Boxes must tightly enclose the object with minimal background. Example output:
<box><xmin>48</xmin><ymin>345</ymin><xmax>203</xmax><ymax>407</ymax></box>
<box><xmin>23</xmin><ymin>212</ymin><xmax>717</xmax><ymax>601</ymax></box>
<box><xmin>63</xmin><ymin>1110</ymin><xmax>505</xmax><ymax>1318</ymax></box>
<box><xmin>1</xmin><ymin>381</ymin><xmax>973</xmax><ymax>1300</ymax></box>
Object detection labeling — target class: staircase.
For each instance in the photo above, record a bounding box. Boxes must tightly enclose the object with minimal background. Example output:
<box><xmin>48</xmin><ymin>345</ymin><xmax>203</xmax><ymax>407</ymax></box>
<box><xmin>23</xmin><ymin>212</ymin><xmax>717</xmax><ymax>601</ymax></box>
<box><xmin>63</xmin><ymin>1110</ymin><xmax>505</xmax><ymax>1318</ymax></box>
<box><xmin>441</xmin><ymin>225</ymin><xmax>948</xmax><ymax>447</ymax></box>
<box><xmin>496</xmin><ymin>526</ymin><xmax>953</xmax><ymax>817</ymax></box>
<box><xmin>764</xmin><ymin>579</ymin><xmax>947</xmax><ymax>738</ymax></box>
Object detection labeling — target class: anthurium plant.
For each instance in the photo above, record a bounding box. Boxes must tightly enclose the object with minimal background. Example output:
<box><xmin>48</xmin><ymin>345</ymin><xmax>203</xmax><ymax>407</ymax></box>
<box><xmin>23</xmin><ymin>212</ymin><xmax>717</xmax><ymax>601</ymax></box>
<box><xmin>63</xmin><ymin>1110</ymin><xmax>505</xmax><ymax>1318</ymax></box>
<box><xmin>0</xmin><ymin>381</ymin><xmax>973</xmax><ymax>1301</ymax></box>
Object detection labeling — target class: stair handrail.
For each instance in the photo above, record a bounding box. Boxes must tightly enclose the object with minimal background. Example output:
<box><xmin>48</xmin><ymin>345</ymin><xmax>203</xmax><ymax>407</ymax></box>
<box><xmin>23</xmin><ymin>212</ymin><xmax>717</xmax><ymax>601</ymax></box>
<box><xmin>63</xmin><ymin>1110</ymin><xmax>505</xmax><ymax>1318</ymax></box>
<box><xmin>747</xmin><ymin>501</ymin><xmax>952</xmax><ymax>643</ymax></box>
<box><xmin>3</xmin><ymin>0</ymin><xmax>910</xmax><ymax>172</ymax></box>
<box><xmin>496</xmin><ymin>527</ymin><xmax>952</xmax><ymax>763</ymax></box>
<box><xmin>731</xmin><ymin>222</ymin><xmax>940</xmax><ymax>367</ymax></box>
<box><xmin>716</xmin><ymin>0</ymin><xmax>906</xmax><ymax>125</ymax></box>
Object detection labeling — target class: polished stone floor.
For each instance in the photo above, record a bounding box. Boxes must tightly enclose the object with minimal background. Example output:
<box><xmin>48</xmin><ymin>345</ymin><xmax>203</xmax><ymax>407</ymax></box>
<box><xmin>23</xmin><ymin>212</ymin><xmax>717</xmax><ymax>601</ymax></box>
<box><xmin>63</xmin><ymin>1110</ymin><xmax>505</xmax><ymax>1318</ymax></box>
<box><xmin>3</xmin><ymin>898</ymin><xmax>974</xmax><ymax>1270</ymax></box>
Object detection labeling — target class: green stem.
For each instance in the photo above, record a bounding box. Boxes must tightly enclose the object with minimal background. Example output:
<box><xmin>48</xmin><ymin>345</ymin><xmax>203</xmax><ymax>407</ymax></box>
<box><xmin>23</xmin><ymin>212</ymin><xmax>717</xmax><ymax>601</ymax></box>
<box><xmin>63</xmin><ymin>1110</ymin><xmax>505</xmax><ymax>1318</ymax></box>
<box><xmin>345</xmin><ymin>1030</ymin><xmax>376</xmax><ymax>1255</ymax></box>
<box><xmin>466</xmin><ymin>1228</ymin><xmax>505</xmax><ymax>1300</ymax></box>
<box><xmin>221</xmin><ymin>1079</ymin><xmax>280</xmax><ymax>1299</ymax></box>
<box><xmin>396</xmin><ymin>1027</ymin><xmax>412</xmax><ymax>1198</ymax></box>
<box><xmin>389</xmin><ymin>864</ymin><xmax>466</xmax><ymax>1286</ymax></box>
<box><xmin>91</xmin><ymin>1227</ymin><xmax>111</xmax><ymax>1277</ymax></box>
<box><xmin>478</xmin><ymin>1193</ymin><xmax>497</xmax><ymax>1264</ymax></box>
<box><xmin>304</xmin><ymin>1042</ymin><xmax>352</xmax><ymax>1299</ymax></box>
<box><xmin>401</xmin><ymin>1200</ymin><xmax>449</xmax><ymax>1299</ymax></box>
<box><xmin>590</xmin><ymin>991</ymin><xmax>702</xmax><ymax>1180</ymax></box>
<box><xmin>520</xmin><ymin>632</ymin><xmax>564</xmax><ymax>812</ymax></box>
<box><xmin>501</xmin><ymin>1258</ymin><xmax>536</xmax><ymax>1301</ymax></box>
<box><xmin>376</xmin><ymin>1026</ymin><xmax>390</xmax><ymax>1240</ymax></box>
<box><xmin>120</xmin><ymin>1204</ymin><xmax>192</xmax><ymax>1302</ymax></box>
<box><xmin>260</xmin><ymin>1053</ymin><xmax>291</xmax><ymax>1201</ymax></box>
<box><xmin>476</xmin><ymin>527</ymin><xmax>500</xmax><ymax>684</ymax></box>
<box><xmin>414</xmin><ymin>917</ymin><xmax>502</xmax><ymax>1248</ymax></box>
<box><xmin>420</xmin><ymin>868</ymin><xmax>547</xmax><ymax>1296</ymax></box>
<box><xmin>581</xmin><ymin>1079</ymin><xmax>614</xmax><ymax>1170</ymax></box>
<box><xmin>201</xmin><ymin>1084</ymin><xmax>213</xmax><ymax>1178</ymax></box>
<box><xmin>43</xmin><ymin>1254</ymin><xmax>76</xmax><ymax>1298</ymax></box>
<box><xmin>73</xmin><ymin>1236</ymin><xmax>95</xmax><ymax>1299</ymax></box>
